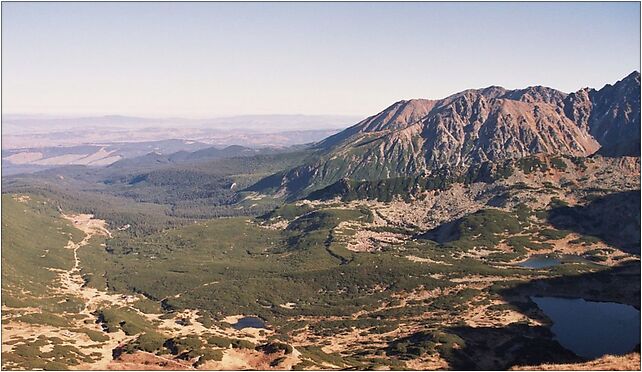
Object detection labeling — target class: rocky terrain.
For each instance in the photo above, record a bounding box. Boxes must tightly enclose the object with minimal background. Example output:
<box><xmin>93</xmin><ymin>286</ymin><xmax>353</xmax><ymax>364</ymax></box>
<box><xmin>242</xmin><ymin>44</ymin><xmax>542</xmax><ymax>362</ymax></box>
<box><xmin>263</xmin><ymin>72</ymin><xmax>640</xmax><ymax>197</ymax></box>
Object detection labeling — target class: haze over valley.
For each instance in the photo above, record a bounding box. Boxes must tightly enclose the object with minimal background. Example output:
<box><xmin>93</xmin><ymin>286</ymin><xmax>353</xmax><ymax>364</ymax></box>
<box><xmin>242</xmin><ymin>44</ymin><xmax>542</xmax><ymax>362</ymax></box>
<box><xmin>2</xmin><ymin>114</ymin><xmax>360</xmax><ymax>175</ymax></box>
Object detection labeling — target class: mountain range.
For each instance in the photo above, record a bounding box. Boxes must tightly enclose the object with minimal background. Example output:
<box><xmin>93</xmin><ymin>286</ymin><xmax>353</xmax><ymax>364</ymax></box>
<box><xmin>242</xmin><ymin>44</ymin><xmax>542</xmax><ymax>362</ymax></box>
<box><xmin>262</xmin><ymin>71</ymin><xmax>640</xmax><ymax>197</ymax></box>
<box><xmin>2</xmin><ymin>72</ymin><xmax>640</xmax><ymax>371</ymax></box>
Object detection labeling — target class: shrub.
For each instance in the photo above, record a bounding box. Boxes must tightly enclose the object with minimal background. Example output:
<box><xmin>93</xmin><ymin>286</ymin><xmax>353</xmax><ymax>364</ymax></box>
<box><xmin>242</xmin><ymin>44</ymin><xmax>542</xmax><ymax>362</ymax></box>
<box><xmin>550</xmin><ymin>157</ymin><xmax>567</xmax><ymax>170</ymax></box>
<box><xmin>538</xmin><ymin>229</ymin><xmax>570</xmax><ymax>241</ymax></box>
<box><xmin>206</xmin><ymin>335</ymin><xmax>233</xmax><ymax>348</ymax></box>
<box><xmin>260</xmin><ymin>341</ymin><xmax>293</xmax><ymax>354</ymax></box>
<box><xmin>270</xmin><ymin>356</ymin><xmax>287</xmax><ymax>367</ymax></box>
<box><xmin>231</xmin><ymin>339</ymin><xmax>255</xmax><ymax>349</ymax></box>
<box><xmin>135</xmin><ymin>332</ymin><xmax>166</xmax><ymax>353</ymax></box>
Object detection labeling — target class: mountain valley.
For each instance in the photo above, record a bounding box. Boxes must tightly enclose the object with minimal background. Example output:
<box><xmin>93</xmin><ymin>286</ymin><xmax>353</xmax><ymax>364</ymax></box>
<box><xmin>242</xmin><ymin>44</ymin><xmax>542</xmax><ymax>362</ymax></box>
<box><xmin>2</xmin><ymin>72</ymin><xmax>640</xmax><ymax>370</ymax></box>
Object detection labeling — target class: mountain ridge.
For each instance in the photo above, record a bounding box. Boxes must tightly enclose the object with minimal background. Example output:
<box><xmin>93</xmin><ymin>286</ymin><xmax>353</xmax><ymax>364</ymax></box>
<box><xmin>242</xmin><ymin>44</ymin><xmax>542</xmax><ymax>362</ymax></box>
<box><xmin>255</xmin><ymin>71</ymin><xmax>640</xmax><ymax>197</ymax></box>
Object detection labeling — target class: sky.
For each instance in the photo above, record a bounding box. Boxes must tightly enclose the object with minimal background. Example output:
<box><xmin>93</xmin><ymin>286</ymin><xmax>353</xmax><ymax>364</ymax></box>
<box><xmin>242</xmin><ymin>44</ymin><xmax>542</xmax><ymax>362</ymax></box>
<box><xmin>2</xmin><ymin>2</ymin><xmax>640</xmax><ymax>118</ymax></box>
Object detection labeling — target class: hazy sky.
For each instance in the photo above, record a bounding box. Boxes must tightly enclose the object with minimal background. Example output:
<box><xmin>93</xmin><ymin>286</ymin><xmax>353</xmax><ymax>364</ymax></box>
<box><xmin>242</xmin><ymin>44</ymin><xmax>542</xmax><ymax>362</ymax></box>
<box><xmin>2</xmin><ymin>2</ymin><xmax>640</xmax><ymax>117</ymax></box>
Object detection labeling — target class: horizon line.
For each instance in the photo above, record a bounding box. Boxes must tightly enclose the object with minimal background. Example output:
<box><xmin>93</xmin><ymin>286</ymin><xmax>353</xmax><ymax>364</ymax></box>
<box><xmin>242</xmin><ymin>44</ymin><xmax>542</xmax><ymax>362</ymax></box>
<box><xmin>5</xmin><ymin>69</ymin><xmax>638</xmax><ymax>119</ymax></box>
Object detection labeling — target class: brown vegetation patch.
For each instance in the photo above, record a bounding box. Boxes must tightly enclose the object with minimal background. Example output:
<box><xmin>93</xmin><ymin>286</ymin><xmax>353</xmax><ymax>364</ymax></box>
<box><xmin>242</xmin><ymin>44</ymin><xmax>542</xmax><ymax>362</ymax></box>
<box><xmin>511</xmin><ymin>352</ymin><xmax>641</xmax><ymax>371</ymax></box>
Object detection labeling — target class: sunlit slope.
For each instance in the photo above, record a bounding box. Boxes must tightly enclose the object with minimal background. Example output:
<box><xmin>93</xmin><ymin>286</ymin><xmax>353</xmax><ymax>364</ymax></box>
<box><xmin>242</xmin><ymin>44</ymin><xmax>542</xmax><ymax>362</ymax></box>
<box><xmin>1</xmin><ymin>194</ymin><xmax>83</xmax><ymax>310</ymax></box>
<box><xmin>1</xmin><ymin>194</ymin><xmax>129</xmax><ymax>370</ymax></box>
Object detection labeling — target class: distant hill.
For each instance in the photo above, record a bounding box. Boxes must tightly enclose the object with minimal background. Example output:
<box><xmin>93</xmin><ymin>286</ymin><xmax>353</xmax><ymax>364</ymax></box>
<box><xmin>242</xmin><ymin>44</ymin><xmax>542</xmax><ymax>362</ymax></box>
<box><xmin>107</xmin><ymin>145</ymin><xmax>261</xmax><ymax>169</ymax></box>
<box><xmin>1</xmin><ymin>139</ymin><xmax>212</xmax><ymax>176</ymax></box>
<box><xmin>1</xmin><ymin>114</ymin><xmax>362</xmax><ymax>134</ymax></box>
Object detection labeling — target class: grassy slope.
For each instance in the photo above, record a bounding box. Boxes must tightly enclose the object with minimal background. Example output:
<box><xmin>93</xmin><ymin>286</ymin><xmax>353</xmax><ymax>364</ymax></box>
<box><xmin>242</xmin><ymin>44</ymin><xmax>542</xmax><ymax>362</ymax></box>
<box><xmin>88</xmin><ymin>202</ymin><xmax>597</xmax><ymax>324</ymax></box>
<box><xmin>1</xmin><ymin>194</ymin><xmax>122</xmax><ymax>369</ymax></box>
<box><xmin>1</xmin><ymin>194</ymin><xmax>83</xmax><ymax>312</ymax></box>
<box><xmin>3</xmin><ymin>189</ymin><xmax>637</xmax><ymax>369</ymax></box>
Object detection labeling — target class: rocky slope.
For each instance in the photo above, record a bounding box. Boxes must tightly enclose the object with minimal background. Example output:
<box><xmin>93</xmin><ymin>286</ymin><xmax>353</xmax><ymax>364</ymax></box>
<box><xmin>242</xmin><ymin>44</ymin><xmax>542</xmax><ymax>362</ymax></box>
<box><xmin>259</xmin><ymin>72</ymin><xmax>640</xmax><ymax>197</ymax></box>
<box><xmin>574</xmin><ymin>71</ymin><xmax>640</xmax><ymax>157</ymax></box>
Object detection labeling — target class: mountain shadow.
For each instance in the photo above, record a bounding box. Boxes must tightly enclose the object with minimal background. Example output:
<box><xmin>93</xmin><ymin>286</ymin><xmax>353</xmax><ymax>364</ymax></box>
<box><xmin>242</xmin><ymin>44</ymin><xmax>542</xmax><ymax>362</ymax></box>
<box><xmin>498</xmin><ymin>260</ymin><xmax>640</xmax><ymax>309</ymax></box>
<box><xmin>547</xmin><ymin>190</ymin><xmax>641</xmax><ymax>254</ymax></box>
<box><xmin>414</xmin><ymin>262</ymin><xmax>641</xmax><ymax>369</ymax></box>
<box><xmin>445</xmin><ymin>324</ymin><xmax>580</xmax><ymax>370</ymax></box>
<box><xmin>384</xmin><ymin>322</ymin><xmax>580</xmax><ymax>370</ymax></box>
<box><xmin>417</xmin><ymin>208</ymin><xmax>522</xmax><ymax>244</ymax></box>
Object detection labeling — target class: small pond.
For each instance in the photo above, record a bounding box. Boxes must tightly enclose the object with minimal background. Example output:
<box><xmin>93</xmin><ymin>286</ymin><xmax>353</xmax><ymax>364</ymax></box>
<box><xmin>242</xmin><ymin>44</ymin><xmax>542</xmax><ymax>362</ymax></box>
<box><xmin>518</xmin><ymin>255</ymin><xmax>561</xmax><ymax>269</ymax></box>
<box><xmin>232</xmin><ymin>316</ymin><xmax>267</xmax><ymax>330</ymax></box>
<box><xmin>531</xmin><ymin>296</ymin><xmax>640</xmax><ymax>359</ymax></box>
<box><xmin>518</xmin><ymin>254</ymin><xmax>592</xmax><ymax>269</ymax></box>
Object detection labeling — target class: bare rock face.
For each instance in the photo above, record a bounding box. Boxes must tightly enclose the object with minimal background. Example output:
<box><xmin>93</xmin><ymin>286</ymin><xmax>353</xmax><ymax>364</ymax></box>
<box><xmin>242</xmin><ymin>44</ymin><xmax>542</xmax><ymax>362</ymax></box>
<box><xmin>419</xmin><ymin>91</ymin><xmax>599</xmax><ymax>168</ymax></box>
<box><xmin>356</xmin><ymin>99</ymin><xmax>438</xmax><ymax>133</ymax></box>
<box><xmin>563</xmin><ymin>88</ymin><xmax>593</xmax><ymax>131</ymax></box>
<box><xmin>502</xmin><ymin>85</ymin><xmax>568</xmax><ymax>106</ymax></box>
<box><xmin>266</xmin><ymin>72</ymin><xmax>640</xmax><ymax>196</ymax></box>
<box><xmin>587</xmin><ymin>71</ymin><xmax>641</xmax><ymax>157</ymax></box>
<box><xmin>563</xmin><ymin>71</ymin><xmax>640</xmax><ymax>156</ymax></box>
<box><xmin>318</xmin><ymin>99</ymin><xmax>438</xmax><ymax>149</ymax></box>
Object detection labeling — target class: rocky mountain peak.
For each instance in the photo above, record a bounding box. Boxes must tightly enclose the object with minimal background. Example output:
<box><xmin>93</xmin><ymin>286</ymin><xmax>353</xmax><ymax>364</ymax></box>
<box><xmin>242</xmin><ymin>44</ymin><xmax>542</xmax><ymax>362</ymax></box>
<box><xmin>359</xmin><ymin>99</ymin><xmax>438</xmax><ymax>132</ymax></box>
<box><xmin>502</xmin><ymin>86</ymin><xmax>568</xmax><ymax>105</ymax></box>
<box><xmin>271</xmin><ymin>72</ymin><xmax>640</xmax><ymax>196</ymax></box>
<box><xmin>585</xmin><ymin>71</ymin><xmax>640</xmax><ymax>156</ymax></box>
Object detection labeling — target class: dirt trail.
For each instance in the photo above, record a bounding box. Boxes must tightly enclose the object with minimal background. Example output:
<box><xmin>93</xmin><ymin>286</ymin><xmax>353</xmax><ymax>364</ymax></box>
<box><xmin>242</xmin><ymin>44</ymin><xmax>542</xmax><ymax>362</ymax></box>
<box><xmin>58</xmin><ymin>214</ymin><xmax>276</xmax><ymax>369</ymax></box>
<box><xmin>58</xmin><ymin>214</ymin><xmax>138</xmax><ymax>370</ymax></box>
<box><xmin>59</xmin><ymin>214</ymin><xmax>120</xmax><ymax>310</ymax></box>
<box><xmin>1</xmin><ymin>214</ymin><xmax>133</xmax><ymax>370</ymax></box>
